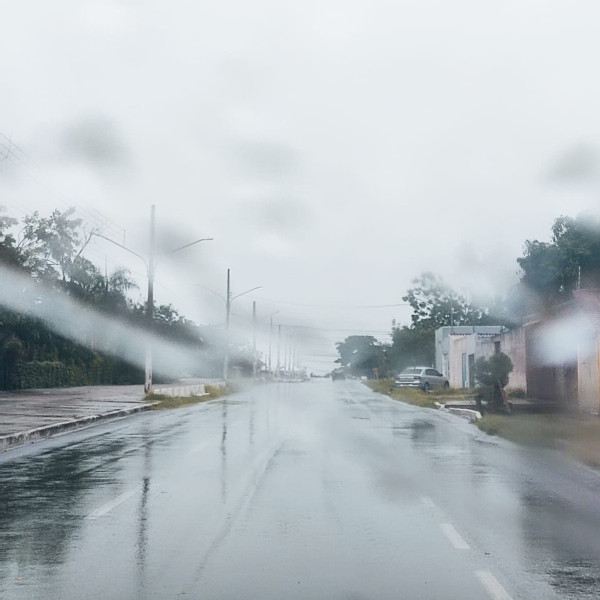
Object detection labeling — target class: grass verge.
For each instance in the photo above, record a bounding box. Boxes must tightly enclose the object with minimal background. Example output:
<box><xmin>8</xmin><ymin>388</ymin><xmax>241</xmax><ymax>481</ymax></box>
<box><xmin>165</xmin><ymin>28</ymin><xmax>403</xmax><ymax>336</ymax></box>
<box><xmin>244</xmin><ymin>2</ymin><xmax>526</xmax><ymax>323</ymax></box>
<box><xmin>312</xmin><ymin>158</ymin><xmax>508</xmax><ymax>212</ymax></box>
<box><xmin>365</xmin><ymin>379</ymin><xmax>441</xmax><ymax>409</ymax></box>
<box><xmin>476</xmin><ymin>413</ymin><xmax>600</xmax><ymax>468</ymax></box>
<box><xmin>145</xmin><ymin>384</ymin><xmax>229</xmax><ymax>410</ymax></box>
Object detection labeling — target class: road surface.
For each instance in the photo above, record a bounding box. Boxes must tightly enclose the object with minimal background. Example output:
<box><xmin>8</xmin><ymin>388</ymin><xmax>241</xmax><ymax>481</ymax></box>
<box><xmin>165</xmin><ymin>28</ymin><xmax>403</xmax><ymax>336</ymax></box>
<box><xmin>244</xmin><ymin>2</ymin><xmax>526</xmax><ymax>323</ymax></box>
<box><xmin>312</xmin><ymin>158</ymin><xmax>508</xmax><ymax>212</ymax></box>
<box><xmin>1</xmin><ymin>380</ymin><xmax>600</xmax><ymax>598</ymax></box>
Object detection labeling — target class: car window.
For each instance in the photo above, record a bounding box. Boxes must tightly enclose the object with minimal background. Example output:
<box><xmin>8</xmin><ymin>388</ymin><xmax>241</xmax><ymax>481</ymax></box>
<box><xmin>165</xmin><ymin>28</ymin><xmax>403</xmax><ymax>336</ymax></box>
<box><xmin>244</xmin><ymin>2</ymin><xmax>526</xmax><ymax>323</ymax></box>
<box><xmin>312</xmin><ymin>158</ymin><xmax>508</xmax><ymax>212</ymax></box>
<box><xmin>426</xmin><ymin>369</ymin><xmax>439</xmax><ymax>376</ymax></box>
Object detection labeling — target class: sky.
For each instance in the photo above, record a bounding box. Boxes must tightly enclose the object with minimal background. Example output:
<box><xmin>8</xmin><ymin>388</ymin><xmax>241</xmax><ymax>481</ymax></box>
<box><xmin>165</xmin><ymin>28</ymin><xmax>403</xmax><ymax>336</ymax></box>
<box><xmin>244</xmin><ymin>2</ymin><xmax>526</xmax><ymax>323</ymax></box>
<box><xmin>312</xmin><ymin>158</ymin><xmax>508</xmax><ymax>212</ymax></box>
<box><xmin>2</xmin><ymin>0</ymin><xmax>600</xmax><ymax>373</ymax></box>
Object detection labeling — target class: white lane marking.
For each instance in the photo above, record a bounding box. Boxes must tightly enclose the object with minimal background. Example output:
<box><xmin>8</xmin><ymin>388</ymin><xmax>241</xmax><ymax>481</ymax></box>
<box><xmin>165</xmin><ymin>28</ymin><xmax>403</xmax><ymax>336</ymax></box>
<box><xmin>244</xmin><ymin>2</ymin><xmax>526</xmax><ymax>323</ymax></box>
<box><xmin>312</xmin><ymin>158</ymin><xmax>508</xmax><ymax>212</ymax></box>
<box><xmin>190</xmin><ymin>442</ymin><xmax>210</xmax><ymax>454</ymax></box>
<box><xmin>421</xmin><ymin>496</ymin><xmax>436</xmax><ymax>509</ymax></box>
<box><xmin>440</xmin><ymin>523</ymin><xmax>470</xmax><ymax>550</ymax></box>
<box><xmin>475</xmin><ymin>570</ymin><xmax>514</xmax><ymax>600</ymax></box>
<box><xmin>86</xmin><ymin>489</ymin><xmax>138</xmax><ymax>520</ymax></box>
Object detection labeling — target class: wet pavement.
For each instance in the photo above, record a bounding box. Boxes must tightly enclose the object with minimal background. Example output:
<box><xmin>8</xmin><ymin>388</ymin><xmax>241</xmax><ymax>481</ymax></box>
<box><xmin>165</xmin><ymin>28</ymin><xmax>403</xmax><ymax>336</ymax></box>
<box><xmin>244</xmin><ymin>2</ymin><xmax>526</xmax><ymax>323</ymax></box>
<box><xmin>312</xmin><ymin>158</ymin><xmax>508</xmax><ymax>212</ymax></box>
<box><xmin>0</xmin><ymin>385</ymin><xmax>150</xmax><ymax>449</ymax></box>
<box><xmin>1</xmin><ymin>380</ymin><xmax>600</xmax><ymax>598</ymax></box>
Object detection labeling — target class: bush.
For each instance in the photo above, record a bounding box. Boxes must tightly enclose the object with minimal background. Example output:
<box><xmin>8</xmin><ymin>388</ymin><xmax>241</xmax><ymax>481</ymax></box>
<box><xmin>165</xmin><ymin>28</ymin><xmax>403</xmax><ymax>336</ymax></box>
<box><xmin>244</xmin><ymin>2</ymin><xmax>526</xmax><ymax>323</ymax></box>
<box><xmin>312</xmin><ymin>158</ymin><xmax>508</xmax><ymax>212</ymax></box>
<box><xmin>474</xmin><ymin>352</ymin><xmax>513</xmax><ymax>413</ymax></box>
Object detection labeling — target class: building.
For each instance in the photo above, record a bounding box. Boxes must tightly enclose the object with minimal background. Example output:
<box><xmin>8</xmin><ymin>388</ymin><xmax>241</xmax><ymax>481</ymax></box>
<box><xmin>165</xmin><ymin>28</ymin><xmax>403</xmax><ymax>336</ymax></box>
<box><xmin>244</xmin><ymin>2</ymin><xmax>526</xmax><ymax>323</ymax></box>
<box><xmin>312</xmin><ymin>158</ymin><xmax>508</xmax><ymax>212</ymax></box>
<box><xmin>436</xmin><ymin>290</ymin><xmax>600</xmax><ymax>412</ymax></box>
<box><xmin>435</xmin><ymin>326</ymin><xmax>504</xmax><ymax>381</ymax></box>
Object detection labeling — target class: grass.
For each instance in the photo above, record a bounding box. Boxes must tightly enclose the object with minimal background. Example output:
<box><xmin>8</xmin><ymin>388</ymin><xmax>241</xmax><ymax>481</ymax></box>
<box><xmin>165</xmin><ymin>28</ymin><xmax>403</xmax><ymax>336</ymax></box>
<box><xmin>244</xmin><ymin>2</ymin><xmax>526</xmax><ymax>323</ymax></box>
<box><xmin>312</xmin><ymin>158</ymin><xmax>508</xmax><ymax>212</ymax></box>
<box><xmin>365</xmin><ymin>379</ymin><xmax>442</xmax><ymax>409</ymax></box>
<box><xmin>476</xmin><ymin>413</ymin><xmax>600</xmax><ymax>468</ymax></box>
<box><xmin>145</xmin><ymin>383</ymin><xmax>230</xmax><ymax>410</ymax></box>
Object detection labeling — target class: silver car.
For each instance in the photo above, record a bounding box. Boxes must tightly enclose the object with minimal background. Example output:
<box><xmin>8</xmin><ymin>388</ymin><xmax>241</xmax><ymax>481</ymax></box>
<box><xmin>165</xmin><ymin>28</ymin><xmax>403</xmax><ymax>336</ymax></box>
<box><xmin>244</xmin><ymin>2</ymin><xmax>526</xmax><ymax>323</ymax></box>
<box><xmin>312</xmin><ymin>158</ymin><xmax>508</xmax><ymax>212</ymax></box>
<box><xmin>394</xmin><ymin>366</ymin><xmax>449</xmax><ymax>392</ymax></box>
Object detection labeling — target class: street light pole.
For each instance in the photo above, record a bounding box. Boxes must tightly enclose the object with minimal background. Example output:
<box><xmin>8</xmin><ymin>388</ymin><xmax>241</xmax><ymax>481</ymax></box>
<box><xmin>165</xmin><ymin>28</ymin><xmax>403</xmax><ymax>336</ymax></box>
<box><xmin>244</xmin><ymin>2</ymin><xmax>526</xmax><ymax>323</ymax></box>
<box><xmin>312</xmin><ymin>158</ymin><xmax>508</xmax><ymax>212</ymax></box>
<box><xmin>223</xmin><ymin>268</ymin><xmax>231</xmax><ymax>381</ymax></box>
<box><xmin>269</xmin><ymin>315</ymin><xmax>273</xmax><ymax>372</ymax></box>
<box><xmin>90</xmin><ymin>205</ymin><xmax>212</xmax><ymax>394</ymax></box>
<box><xmin>145</xmin><ymin>205</ymin><xmax>156</xmax><ymax>393</ymax></box>
<box><xmin>222</xmin><ymin>268</ymin><xmax>261</xmax><ymax>382</ymax></box>
<box><xmin>277</xmin><ymin>324</ymin><xmax>281</xmax><ymax>375</ymax></box>
<box><xmin>252</xmin><ymin>301</ymin><xmax>257</xmax><ymax>379</ymax></box>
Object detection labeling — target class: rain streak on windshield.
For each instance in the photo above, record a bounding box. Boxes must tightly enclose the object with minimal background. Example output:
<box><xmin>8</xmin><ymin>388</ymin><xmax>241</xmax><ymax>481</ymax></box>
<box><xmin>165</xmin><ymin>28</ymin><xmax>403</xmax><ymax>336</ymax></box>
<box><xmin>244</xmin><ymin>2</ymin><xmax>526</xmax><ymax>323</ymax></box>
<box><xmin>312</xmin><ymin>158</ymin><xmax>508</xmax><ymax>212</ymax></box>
<box><xmin>2</xmin><ymin>1</ymin><xmax>600</xmax><ymax>599</ymax></box>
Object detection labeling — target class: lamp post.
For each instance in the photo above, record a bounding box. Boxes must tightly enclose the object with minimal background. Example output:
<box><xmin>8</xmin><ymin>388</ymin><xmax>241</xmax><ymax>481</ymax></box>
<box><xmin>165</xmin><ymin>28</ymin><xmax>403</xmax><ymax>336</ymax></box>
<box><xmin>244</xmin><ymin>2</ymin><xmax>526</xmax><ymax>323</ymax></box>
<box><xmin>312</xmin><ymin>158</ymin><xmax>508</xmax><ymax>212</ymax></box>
<box><xmin>92</xmin><ymin>205</ymin><xmax>212</xmax><ymax>393</ymax></box>
<box><xmin>266</xmin><ymin>311</ymin><xmax>279</xmax><ymax>372</ymax></box>
<box><xmin>223</xmin><ymin>267</ymin><xmax>261</xmax><ymax>382</ymax></box>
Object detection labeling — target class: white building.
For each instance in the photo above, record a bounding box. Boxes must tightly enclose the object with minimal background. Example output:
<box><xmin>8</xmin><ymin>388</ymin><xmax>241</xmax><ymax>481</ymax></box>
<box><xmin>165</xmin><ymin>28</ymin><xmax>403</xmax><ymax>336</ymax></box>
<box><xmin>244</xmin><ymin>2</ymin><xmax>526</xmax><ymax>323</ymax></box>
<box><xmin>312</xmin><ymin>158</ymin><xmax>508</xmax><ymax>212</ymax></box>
<box><xmin>435</xmin><ymin>326</ymin><xmax>504</xmax><ymax>384</ymax></box>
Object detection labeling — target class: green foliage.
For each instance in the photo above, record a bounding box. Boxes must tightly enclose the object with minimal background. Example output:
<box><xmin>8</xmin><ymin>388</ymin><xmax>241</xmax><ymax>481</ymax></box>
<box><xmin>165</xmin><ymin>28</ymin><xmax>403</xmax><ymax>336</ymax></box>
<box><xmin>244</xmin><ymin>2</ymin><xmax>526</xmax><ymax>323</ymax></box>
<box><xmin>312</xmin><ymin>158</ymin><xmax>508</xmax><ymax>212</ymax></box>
<box><xmin>364</xmin><ymin>379</ymin><xmax>440</xmax><ymax>408</ymax></box>
<box><xmin>19</xmin><ymin>208</ymin><xmax>85</xmax><ymax>281</ymax></box>
<box><xmin>474</xmin><ymin>352</ymin><xmax>513</xmax><ymax>412</ymax></box>
<box><xmin>335</xmin><ymin>335</ymin><xmax>388</xmax><ymax>379</ymax></box>
<box><xmin>0</xmin><ymin>207</ymin><xmax>206</xmax><ymax>390</ymax></box>
<box><xmin>388</xmin><ymin>326</ymin><xmax>434</xmax><ymax>371</ymax></box>
<box><xmin>0</xmin><ymin>206</ymin><xmax>22</xmax><ymax>268</ymax></box>
<box><xmin>474</xmin><ymin>353</ymin><xmax>513</xmax><ymax>388</ymax></box>
<box><xmin>17</xmin><ymin>361</ymin><xmax>88</xmax><ymax>389</ymax></box>
<box><xmin>402</xmin><ymin>272</ymin><xmax>493</xmax><ymax>330</ymax></box>
<box><xmin>517</xmin><ymin>213</ymin><xmax>600</xmax><ymax>310</ymax></box>
<box><xmin>389</xmin><ymin>272</ymin><xmax>503</xmax><ymax>372</ymax></box>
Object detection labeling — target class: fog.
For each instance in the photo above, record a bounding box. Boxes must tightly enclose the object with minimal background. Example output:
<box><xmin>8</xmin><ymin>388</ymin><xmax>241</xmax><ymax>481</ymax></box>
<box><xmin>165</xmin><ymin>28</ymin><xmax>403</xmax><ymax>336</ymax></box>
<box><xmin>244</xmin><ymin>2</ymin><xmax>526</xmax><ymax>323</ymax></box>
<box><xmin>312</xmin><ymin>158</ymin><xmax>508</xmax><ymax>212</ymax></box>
<box><xmin>2</xmin><ymin>0</ymin><xmax>600</xmax><ymax>373</ymax></box>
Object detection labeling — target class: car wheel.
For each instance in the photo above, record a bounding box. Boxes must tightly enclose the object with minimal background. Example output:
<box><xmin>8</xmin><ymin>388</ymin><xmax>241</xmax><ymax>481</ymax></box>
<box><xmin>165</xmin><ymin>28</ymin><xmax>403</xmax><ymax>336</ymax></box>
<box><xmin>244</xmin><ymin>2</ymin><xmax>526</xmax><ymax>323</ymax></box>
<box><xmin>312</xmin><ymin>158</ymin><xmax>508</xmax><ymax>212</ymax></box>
<box><xmin>443</xmin><ymin>381</ymin><xmax>449</xmax><ymax>389</ymax></box>
<box><xmin>423</xmin><ymin>382</ymin><xmax>430</xmax><ymax>393</ymax></box>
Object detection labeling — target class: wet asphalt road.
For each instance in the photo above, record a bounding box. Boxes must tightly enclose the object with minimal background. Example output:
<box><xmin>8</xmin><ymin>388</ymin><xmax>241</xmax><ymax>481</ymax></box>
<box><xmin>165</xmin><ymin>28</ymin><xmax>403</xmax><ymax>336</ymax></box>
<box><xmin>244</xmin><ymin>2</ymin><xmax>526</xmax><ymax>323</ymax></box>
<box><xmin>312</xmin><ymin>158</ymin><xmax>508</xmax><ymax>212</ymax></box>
<box><xmin>1</xmin><ymin>380</ymin><xmax>600</xmax><ymax>599</ymax></box>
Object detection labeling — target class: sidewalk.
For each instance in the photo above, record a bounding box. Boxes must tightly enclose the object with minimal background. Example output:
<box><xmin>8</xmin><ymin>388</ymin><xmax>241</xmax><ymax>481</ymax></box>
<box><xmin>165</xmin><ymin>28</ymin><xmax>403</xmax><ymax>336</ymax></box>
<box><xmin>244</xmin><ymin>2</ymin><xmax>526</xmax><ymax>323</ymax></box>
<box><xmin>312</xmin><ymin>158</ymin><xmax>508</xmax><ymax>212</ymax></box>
<box><xmin>0</xmin><ymin>385</ymin><xmax>151</xmax><ymax>451</ymax></box>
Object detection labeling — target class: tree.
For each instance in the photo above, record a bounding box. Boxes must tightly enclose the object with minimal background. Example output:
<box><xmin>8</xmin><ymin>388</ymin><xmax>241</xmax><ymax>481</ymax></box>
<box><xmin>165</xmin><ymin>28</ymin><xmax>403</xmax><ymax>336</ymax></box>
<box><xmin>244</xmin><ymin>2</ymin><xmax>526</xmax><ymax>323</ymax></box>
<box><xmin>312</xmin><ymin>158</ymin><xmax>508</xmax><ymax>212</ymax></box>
<box><xmin>402</xmin><ymin>272</ymin><xmax>491</xmax><ymax>330</ymax></box>
<box><xmin>18</xmin><ymin>208</ymin><xmax>93</xmax><ymax>282</ymax></box>
<box><xmin>474</xmin><ymin>352</ymin><xmax>513</xmax><ymax>413</ymax></box>
<box><xmin>389</xmin><ymin>273</ymin><xmax>499</xmax><ymax>373</ymax></box>
<box><xmin>517</xmin><ymin>213</ymin><xmax>600</xmax><ymax>310</ymax></box>
<box><xmin>0</xmin><ymin>206</ymin><xmax>22</xmax><ymax>268</ymax></box>
<box><xmin>388</xmin><ymin>326</ymin><xmax>434</xmax><ymax>371</ymax></box>
<box><xmin>335</xmin><ymin>335</ymin><xmax>388</xmax><ymax>379</ymax></box>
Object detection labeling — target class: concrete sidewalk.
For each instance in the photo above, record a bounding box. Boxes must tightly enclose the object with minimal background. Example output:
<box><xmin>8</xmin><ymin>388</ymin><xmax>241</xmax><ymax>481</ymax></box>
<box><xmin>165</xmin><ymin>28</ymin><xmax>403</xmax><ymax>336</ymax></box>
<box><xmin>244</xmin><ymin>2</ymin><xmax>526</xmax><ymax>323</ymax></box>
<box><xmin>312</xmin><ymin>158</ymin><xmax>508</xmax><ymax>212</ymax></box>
<box><xmin>0</xmin><ymin>385</ymin><xmax>152</xmax><ymax>451</ymax></box>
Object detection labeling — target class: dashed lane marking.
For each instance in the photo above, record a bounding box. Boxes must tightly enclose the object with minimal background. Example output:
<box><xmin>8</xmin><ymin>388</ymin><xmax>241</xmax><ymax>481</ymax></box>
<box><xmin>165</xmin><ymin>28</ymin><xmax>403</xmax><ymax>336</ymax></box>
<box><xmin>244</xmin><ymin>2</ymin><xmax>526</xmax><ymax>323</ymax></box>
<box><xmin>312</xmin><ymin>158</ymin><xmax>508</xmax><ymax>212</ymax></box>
<box><xmin>86</xmin><ymin>489</ymin><xmax>138</xmax><ymax>520</ymax></box>
<box><xmin>421</xmin><ymin>496</ymin><xmax>436</xmax><ymax>509</ymax></box>
<box><xmin>190</xmin><ymin>442</ymin><xmax>210</xmax><ymax>454</ymax></box>
<box><xmin>475</xmin><ymin>570</ymin><xmax>514</xmax><ymax>600</ymax></box>
<box><xmin>440</xmin><ymin>523</ymin><xmax>470</xmax><ymax>550</ymax></box>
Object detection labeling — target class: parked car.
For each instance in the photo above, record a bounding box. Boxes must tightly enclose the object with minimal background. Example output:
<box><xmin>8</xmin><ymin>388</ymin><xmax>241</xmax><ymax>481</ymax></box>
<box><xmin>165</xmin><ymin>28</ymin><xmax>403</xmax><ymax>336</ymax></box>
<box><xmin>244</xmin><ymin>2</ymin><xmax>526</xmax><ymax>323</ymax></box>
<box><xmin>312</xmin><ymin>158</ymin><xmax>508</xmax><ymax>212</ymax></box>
<box><xmin>394</xmin><ymin>367</ymin><xmax>449</xmax><ymax>392</ymax></box>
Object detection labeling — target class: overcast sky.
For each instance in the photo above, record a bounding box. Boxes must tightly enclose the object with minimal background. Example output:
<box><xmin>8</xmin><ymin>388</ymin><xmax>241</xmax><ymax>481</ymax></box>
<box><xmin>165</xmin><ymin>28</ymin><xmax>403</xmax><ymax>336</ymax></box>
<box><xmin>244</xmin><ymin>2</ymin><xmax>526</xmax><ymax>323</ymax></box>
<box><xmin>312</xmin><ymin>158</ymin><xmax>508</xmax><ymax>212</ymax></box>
<box><xmin>2</xmin><ymin>0</ymin><xmax>600</xmax><ymax>372</ymax></box>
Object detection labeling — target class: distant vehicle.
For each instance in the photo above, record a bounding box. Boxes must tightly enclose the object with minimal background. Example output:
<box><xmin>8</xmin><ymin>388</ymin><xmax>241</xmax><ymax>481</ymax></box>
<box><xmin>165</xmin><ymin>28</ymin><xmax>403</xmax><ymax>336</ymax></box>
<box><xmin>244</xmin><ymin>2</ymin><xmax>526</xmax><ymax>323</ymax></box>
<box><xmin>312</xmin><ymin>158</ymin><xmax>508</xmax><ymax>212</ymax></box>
<box><xmin>394</xmin><ymin>367</ymin><xmax>449</xmax><ymax>392</ymax></box>
<box><xmin>331</xmin><ymin>368</ymin><xmax>346</xmax><ymax>381</ymax></box>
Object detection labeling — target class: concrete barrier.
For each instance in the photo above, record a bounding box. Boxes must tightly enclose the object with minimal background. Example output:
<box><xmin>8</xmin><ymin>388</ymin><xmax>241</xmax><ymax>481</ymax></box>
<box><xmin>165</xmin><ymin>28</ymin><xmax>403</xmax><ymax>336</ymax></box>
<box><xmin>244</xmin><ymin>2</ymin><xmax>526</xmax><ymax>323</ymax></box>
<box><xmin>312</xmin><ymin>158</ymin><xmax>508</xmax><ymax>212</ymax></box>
<box><xmin>152</xmin><ymin>384</ymin><xmax>208</xmax><ymax>397</ymax></box>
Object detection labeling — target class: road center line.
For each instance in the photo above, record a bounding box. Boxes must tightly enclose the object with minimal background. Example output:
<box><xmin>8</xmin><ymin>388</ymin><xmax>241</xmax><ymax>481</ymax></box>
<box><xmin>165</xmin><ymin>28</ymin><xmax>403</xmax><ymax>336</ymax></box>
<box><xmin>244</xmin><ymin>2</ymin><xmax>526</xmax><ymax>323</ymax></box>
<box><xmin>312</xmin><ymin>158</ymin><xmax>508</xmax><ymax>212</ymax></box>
<box><xmin>475</xmin><ymin>570</ymin><xmax>514</xmax><ymax>600</ymax></box>
<box><xmin>440</xmin><ymin>523</ymin><xmax>470</xmax><ymax>550</ymax></box>
<box><xmin>86</xmin><ymin>489</ymin><xmax>138</xmax><ymax>520</ymax></box>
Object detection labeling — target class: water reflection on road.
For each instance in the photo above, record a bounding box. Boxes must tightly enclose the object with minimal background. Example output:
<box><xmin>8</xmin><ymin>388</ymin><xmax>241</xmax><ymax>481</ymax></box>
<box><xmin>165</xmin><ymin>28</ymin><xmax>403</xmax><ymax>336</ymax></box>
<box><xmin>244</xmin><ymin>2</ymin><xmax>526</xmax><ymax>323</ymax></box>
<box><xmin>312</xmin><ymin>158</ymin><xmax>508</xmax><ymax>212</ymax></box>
<box><xmin>0</xmin><ymin>381</ymin><xmax>599</xmax><ymax>598</ymax></box>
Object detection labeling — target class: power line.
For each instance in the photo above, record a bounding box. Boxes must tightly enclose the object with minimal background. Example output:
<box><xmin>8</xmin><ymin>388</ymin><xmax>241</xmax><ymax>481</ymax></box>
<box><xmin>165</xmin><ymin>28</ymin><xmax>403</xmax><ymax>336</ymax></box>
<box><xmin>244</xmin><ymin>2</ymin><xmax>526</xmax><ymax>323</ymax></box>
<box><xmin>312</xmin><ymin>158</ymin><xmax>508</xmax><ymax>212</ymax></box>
<box><xmin>278</xmin><ymin>324</ymin><xmax>392</xmax><ymax>335</ymax></box>
<box><xmin>245</xmin><ymin>295</ymin><xmax>410</xmax><ymax>310</ymax></box>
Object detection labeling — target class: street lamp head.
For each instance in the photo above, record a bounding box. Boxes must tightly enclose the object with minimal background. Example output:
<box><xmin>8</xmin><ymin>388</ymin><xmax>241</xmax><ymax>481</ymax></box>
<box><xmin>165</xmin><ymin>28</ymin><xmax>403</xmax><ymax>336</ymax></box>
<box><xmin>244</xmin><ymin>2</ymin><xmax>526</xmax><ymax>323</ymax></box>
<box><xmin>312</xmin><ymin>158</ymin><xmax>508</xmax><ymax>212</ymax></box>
<box><xmin>230</xmin><ymin>286</ymin><xmax>262</xmax><ymax>303</ymax></box>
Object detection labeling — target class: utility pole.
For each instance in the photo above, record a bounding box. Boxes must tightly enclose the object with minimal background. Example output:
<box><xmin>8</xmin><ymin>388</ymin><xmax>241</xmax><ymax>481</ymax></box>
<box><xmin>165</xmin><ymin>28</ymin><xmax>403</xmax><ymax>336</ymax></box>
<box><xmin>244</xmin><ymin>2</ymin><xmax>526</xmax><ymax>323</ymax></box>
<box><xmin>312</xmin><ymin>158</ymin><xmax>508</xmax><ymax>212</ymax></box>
<box><xmin>226</xmin><ymin>268</ymin><xmax>231</xmax><ymax>328</ymax></box>
<box><xmin>90</xmin><ymin>206</ymin><xmax>211</xmax><ymax>394</ymax></box>
<box><xmin>252</xmin><ymin>301</ymin><xmax>257</xmax><ymax>379</ymax></box>
<box><xmin>277</xmin><ymin>324</ymin><xmax>281</xmax><ymax>375</ymax></box>
<box><xmin>222</xmin><ymin>268</ymin><xmax>261</xmax><ymax>382</ymax></box>
<box><xmin>223</xmin><ymin>268</ymin><xmax>231</xmax><ymax>381</ymax></box>
<box><xmin>268</xmin><ymin>315</ymin><xmax>273</xmax><ymax>372</ymax></box>
<box><xmin>144</xmin><ymin>205</ymin><xmax>156</xmax><ymax>394</ymax></box>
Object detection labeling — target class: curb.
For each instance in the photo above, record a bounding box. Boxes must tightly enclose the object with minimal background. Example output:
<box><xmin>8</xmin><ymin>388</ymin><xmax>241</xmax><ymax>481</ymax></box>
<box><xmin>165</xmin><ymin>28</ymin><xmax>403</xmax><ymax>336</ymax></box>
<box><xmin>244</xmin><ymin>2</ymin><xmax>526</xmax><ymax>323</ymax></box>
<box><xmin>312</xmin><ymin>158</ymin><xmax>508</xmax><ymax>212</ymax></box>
<box><xmin>446</xmin><ymin>407</ymin><xmax>483</xmax><ymax>421</ymax></box>
<box><xmin>0</xmin><ymin>403</ymin><xmax>156</xmax><ymax>451</ymax></box>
